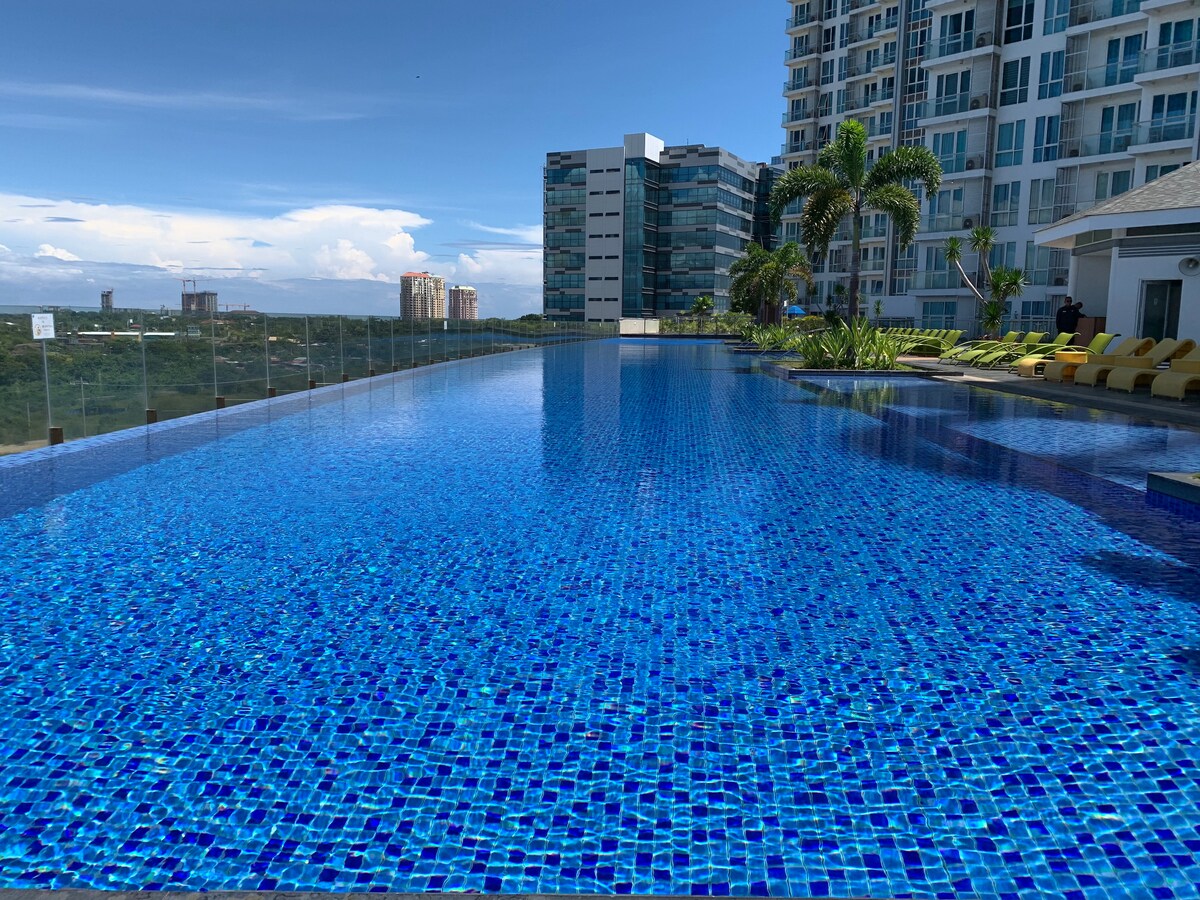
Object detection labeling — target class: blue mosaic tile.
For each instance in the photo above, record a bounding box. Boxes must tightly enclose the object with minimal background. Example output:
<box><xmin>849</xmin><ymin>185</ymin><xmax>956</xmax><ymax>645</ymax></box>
<box><xmin>0</xmin><ymin>340</ymin><xmax>1197</xmax><ymax>896</ymax></box>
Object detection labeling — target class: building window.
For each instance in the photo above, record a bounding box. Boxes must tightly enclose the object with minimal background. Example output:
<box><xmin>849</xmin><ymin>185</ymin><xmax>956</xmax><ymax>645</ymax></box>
<box><xmin>932</xmin><ymin>130</ymin><xmax>967</xmax><ymax>172</ymax></box>
<box><xmin>1025</xmin><ymin>242</ymin><xmax>1052</xmax><ymax>285</ymax></box>
<box><xmin>989</xmin><ymin>241</ymin><xmax>1018</xmax><ymax>269</ymax></box>
<box><xmin>1038</xmin><ymin>51</ymin><xmax>1063</xmax><ymax>99</ymax></box>
<box><xmin>1028</xmin><ymin>178</ymin><xmax>1056</xmax><ymax>224</ymax></box>
<box><xmin>1146</xmin><ymin>164</ymin><xmax>1183</xmax><ymax>182</ymax></box>
<box><xmin>991</xmin><ymin>181</ymin><xmax>1021</xmax><ymax>226</ymax></box>
<box><xmin>821</xmin><ymin>58</ymin><xmax>835</xmax><ymax>85</ymax></box>
<box><xmin>1033</xmin><ymin>115</ymin><xmax>1060</xmax><ymax>162</ymax></box>
<box><xmin>1043</xmin><ymin>0</ymin><xmax>1068</xmax><ymax>34</ymax></box>
<box><xmin>822</xmin><ymin>26</ymin><xmax>835</xmax><ymax>52</ymax></box>
<box><xmin>1000</xmin><ymin>58</ymin><xmax>1031</xmax><ymax>105</ymax></box>
<box><xmin>996</xmin><ymin>121</ymin><xmax>1025</xmax><ymax>166</ymax></box>
<box><xmin>1095</xmin><ymin>169</ymin><xmax>1132</xmax><ymax>200</ymax></box>
<box><xmin>1005</xmin><ymin>0</ymin><xmax>1035</xmax><ymax>43</ymax></box>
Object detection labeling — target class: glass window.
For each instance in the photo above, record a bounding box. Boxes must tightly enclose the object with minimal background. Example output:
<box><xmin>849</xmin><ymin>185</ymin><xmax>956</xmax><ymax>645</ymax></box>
<box><xmin>996</xmin><ymin>121</ymin><xmax>1025</xmax><ymax>166</ymax></box>
<box><xmin>1033</xmin><ymin>115</ymin><xmax>1060</xmax><ymax>162</ymax></box>
<box><xmin>1025</xmin><ymin>242</ymin><xmax>1052</xmax><ymax>284</ymax></box>
<box><xmin>1038</xmin><ymin>51</ymin><xmax>1063</xmax><ymax>99</ymax></box>
<box><xmin>1005</xmin><ymin>0</ymin><xmax>1035</xmax><ymax>43</ymax></box>
<box><xmin>1146</xmin><ymin>164</ymin><xmax>1183</xmax><ymax>182</ymax></box>
<box><xmin>989</xmin><ymin>241</ymin><xmax>1017</xmax><ymax>269</ymax></box>
<box><xmin>1028</xmin><ymin>178</ymin><xmax>1056</xmax><ymax>224</ymax></box>
<box><xmin>991</xmin><ymin>181</ymin><xmax>1021</xmax><ymax>226</ymax></box>
<box><xmin>1000</xmin><ymin>58</ymin><xmax>1031</xmax><ymax>105</ymax></box>
<box><xmin>1043</xmin><ymin>0</ymin><xmax>1068</xmax><ymax>34</ymax></box>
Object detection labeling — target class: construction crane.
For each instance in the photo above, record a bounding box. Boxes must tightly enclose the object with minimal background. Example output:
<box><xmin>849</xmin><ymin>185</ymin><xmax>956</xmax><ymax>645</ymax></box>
<box><xmin>221</xmin><ymin>304</ymin><xmax>251</xmax><ymax>311</ymax></box>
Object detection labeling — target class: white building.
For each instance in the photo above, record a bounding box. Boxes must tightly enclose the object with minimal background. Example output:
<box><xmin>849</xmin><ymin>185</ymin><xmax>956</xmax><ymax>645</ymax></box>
<box><xmin>400</xmin><ymin>272</ymin><xmax>446</xmax><ymax>320</ymax></box>
<box><xmin>780</xmin><ymin>0</ymin><xmax>1200</xmax><ymax>333</ymax></box>
<box><xmin>449</xmin><ymin>285</ymin><xmax>478</xmax><ymax>320</ymax></box>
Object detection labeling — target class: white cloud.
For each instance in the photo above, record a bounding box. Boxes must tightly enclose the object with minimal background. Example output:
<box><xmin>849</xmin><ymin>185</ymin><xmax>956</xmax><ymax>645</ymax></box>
<box><xmin>35</xmin><ymin>243</ymin><xmax>81</xmax><ymax>261</ymax></box>
<box><xmin>467</xmin><ymin>221</ymin><xmax>542</xmax><ymax>244</ymax></box>
<box><xmin>0</xmin><ymin>193</ymin><xmax>433</xmax><ymax>283</ymax></box>
<box><xmin>456</xmin><ymin>247</ymin><xmax>542</xmax><ymax>286</ymax></box>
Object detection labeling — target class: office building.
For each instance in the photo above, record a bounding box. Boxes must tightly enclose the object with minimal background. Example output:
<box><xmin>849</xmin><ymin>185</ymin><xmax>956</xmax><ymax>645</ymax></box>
<box><xmin>780</xmin><ymin>0</ymin><xmax>1200</xmax><ymax>330</ymax></box>
<box><xmin>400</xmin><ymin>272</ymin><xmax>446</xmax><ymax>319</ymax></box>
<box><xmin>544</xmin><ymin>133</ymin><xmax>777</xmax><ymax>322</ymax></box>
<box><xmin>182</xmin><ymin>290</ymin><xmax>218</xmax><ymax>315</ymax></box>
<box><xmin>449</xmin><ymin>285</ymin><xmax>478</xmax><ymax>320</ymax></box>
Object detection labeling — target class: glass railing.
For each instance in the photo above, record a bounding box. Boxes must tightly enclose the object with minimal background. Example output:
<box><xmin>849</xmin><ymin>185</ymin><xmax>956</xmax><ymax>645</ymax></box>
<box><xmin>784</xmin><ymin>74</ymin><xmax>815</xmax><ymax>91</ymax></box>
<box><xmin>1139</xmin><ymin>42</ymin><xmax>1200</xmax><ymax>75</ymax></box>
<box><xmin>912</xmin><ymin>270</ymin><xmax>964</xmax><ymax>290</ymax></box>
<box><xmin>868</xmin><ymin>14</ymin><xmax>900</xmax><ymax>36</ymax></box>
<box><xmin>1130</xmin><ymin>115</ymin><xmax>1197</xmax><ymax>145</ymax></box>
<box><xmin>922</xmin><ymin>211</ymin><xmax>979</xmax><ymax>231</ymax></box>
<box><xmin>0</xmin><ymin>309</ymin><xmax>615</xmax><ymax>453</ymax></box>
<box><xmin>926</xmin><ymin>30</ymin><xmax>996</xmax><ymax>60</ymax></box>
<box><xmin>786</xmin><ymin>10</ymin><xmax>817</xmax><ymax>28</ymax></box>
<box><xmin>1069</xmin><ymin>0</ymin><xmax>1141</xmax><ymax>26</ymax></box>
<box><xmin>782</xmin><ymin>106</ymin><xmax>813</xmax><ymax>124</ymax></box>
<box><xmin>785</xmin><ymin>44</ymin><xmax>815</xmax><ymax>61</ymax></box>
<box><xmin>1061</xmin><ymin>129</ymin><xmax>1136</xmax><ymax>157</ymax></box>
<box><xmin>783</xmin><ymin>139</ymin><xmax>815</xmax><ymax>154</ymax></box>
<box><xmin>867</xmin><ymin>120</ymin><xmax>894</xmax><ymax>137</ymax></box>
<box><xmin>1063</xmin><ymin>62</ymin><xmax>1138</xmax><ymax>91</ymax></box>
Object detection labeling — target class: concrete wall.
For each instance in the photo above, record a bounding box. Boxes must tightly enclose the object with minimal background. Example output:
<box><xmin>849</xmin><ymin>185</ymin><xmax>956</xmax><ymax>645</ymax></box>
<box><xmin>1074</xmin><ymin>254</ymin><xmax>1112</xmax><ymax>320</ymax></box>
<box><xmin>1107</xmin><ymin>248</ymin><xmax>1200</xmax><ymax>339</ymax></box>
<box><xmin>583</xmin><ymin>146</ymin><xmax>626</xmax><ymax>323</ymax></box>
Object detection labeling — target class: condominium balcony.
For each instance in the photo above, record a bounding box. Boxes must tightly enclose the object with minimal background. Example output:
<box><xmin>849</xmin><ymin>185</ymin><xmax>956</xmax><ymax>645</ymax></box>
<box><xmin>936</xmin><ymin>153</ymin><xmax>988</xmax><ymax>175</ymax></box>
<box><xmin>923</xmin><ymin>31</ymin><xmax>998</xmax><ymax>63</ymax></box>
<box><xmin>782</xmin><ymin>138</ymin><xmax>816</xmax><ymax>155</ymax></box>
<box><xmin>786</xmin><ymin>10</ymin><xmax>819</xmax><ymax>30</ymax></box>
<box><xmin>784</xmin><ymin>73</ymin><xmax>817</xmax><ymax>92</ymax></box>
<box><xmin>1063</xmin><ymin>62</ymin><xmax>1139</xmax><ymax>93</ymax></box>
<box><xmin>922</xmin><ymin>211</ymin><xmax>981</xmax><ymax>233</ymax></box>
<box><xmin>911</xmin><ymin>270</ymin><xmax>966</xmax><ymax>291</ymax></box>
<box><xmin>867</xmin><ymin>12</ymin><xmax>900</xmax><ymax>38</ymax></box>
<box><xmin>1068</xmin><ymin>0</ymin><xmax>1141</xmax><ymax>27</ymax></box>
<box><xmin>785</xmin><ymin>44</ymin><xmax>816</xmax><ymax>62</ymax></box>
<box><xmin>1136</xmin><ymin>42</ymin><xmax>1200</xmax><ymax>80</ymax></box>
<box><xmin>874</xmin><ymin>48</ymin><xmax>897</xmax><ymax>70</ymax></box>
<box><xmin>782</xmin><ymin>105</ymin><xmax>814</xmax><ymax>125</ymax></box>
<box><xmin>833</xmin><ymin>223</ymin><xmax>890</xmax><ymax>241</ymax></box>
<box><xmin>1128</xmin><ymin>115</ymin><xmax>1198</xmax><ymax>150</ymax></box>
<box><xmin>1060</xmin><ymin>130</ymin><xmax>1135</xmax><ymax>158</ymax></box>
<box><xmin>848</xmin><ymin>0</ymin><xmax>873</xmax><ymax>11</ymax></box>
<box><xmin>917</xmin><ymin>91</ymin><xmax>991</xmax><ymax>120</ymax></box>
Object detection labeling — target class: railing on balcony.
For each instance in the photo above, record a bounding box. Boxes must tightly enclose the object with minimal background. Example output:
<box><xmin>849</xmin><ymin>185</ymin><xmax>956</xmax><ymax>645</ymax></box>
<box><xmin>1129</xmin><ymin>114</ymin><xmax>1198</xmax><ymax>146</ymax></box>
<box><xmin>1139</xmin><ymin>41</ymin><xmax>1200</xmax><ymax>75</ymax></box>
<box><xmin>784</xmin><ymin>138</ymin><xmax>816</xmax><ymax>154</ymax></box>
<box><xmin>786</xmin><ymin>10</ymin><xmax>817</xmax><ymax>28</ymax></box>
<box><xmin>784</xmin><ymin>73</ymin><xmax>815</xmax><ymax>91</ymax></box>
<box><xmin>875</xmin><ymin>49</ymin><xmax>897</xmax><ymax>68</ymax></box>
<box><xmin>1069</xmin><ymin>0</ymin><xmax>1141</xmax><ymax>27</ymax></box>
<box><xmin>912</xmin><ymin>270</ymin><xmax>965</xmax><ymax>290</ymax></box>
<box><xmin>922</xmin><ymin>211</ymin><xmax>980</xmax><ymax>232</ymax></box>
<box><xmin>935</xmin><ymin>153</ymin><xmax>987</xmax><ymax>174</ymax></box>
<box><xmin>859</xmin><ymin>258</ymin><xmax>887</xmax><ymax>273</ymax></box>
<box><xmin>1063</xmin><ymin>61</ymin><xmax>1138</xmax><ymax>92</ymax></box>
<box><xmin>782</xmin><ymin>106</ymin><xmax>813</xmax><ymax>125</ymax></box>
<box><xmin>868</xmin><ymin>13</ymin><xmax>900</xmax><ymax>36</ymax></box>
<box><xmin>867</xmin><ymin>85</ymin><xmax>896</xmax><ymax>105</ymax></box>
<box><xmin>785</xmin><ymin>44</ymin><xmax>815</xmax><ymax>61</ymax></box>
<box><xmin>867</xmin><ymin>120</ymin><xmax>893</xmax><ymax>138</ymax></box>
<box><xmin>925</xmin><ymin>30</ymin><xmax>997</xmax><ymax>61</ymax></box>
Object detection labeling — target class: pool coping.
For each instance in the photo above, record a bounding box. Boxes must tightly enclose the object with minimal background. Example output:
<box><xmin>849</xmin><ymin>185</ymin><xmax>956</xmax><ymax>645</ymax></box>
<box><xmin>0</xmin><ymin>894</ymin><xmax>844</xmax><ymax>900</ymax></box>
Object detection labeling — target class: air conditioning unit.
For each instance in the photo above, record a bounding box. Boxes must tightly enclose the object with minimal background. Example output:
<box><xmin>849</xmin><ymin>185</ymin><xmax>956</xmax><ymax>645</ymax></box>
<box><xmin>962</xmin><ymin>217</ymin><xmax>974</xmax><ymax>229</ymax></box>
<box><xmin>1068</xmin><ymin>148</ymin><xmax>1080</xmax><ymax>157</ymax></box>
<box><xmin>969</xmin><ymin>97</ymin><xmax>982</xmax><ymax>110</ymax></box>
<box><xmin>976</xmin><ymin>34</ymin><xmax>988</xmax><ymax>48</ymax></box>
<box><xmin>1070</xmin><ymin>80</ymin><xmax>1084</xmax><ymax>91</ymax></box>
<box><xmin>1077</xmin><ymin>14</ymin><xmax>1090</xmax><ymax>23</ymax></box>
<box><xmin>1052</xmin><ymin>276</ymin><xmax>1066</xmax><ymax>286</ymax></box>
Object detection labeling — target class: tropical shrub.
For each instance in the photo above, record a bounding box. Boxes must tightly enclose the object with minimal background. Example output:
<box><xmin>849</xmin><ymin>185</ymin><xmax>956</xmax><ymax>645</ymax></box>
<box><xmin>787</xmin><ymin>320</ymin><xmax>901</xmax><ymax>369</ymax></box>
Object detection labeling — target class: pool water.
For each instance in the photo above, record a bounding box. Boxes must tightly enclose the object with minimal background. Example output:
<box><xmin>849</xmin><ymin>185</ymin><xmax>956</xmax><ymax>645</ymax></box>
<box><xmin>0</xmin><ymin>339</ymin><xmax>1198</xmax><ymax>898</ymax></box>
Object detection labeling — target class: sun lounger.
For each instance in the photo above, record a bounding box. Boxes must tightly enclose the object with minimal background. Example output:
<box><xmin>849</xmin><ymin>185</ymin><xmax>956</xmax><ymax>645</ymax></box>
<box><xmin>1149</xmin><ymin>347</ymin><xmax>1200</xmax><ymax>400</ymax></box>
<box><xmin>1107</xmin><ymin>341</ymin><xmax>1200</xmax><ymax>392</ymax></box>
<box><xmin>940</xmin><ymin>331</ymin><xmax>1022</xmax><ymax>362</ymax></box>
<box><xmin>1013</xmin><ymin>332</ymin><xmax>1115</xmax><ymax>377</ymax></box>
<box><xmin>973</xmin><ymin>331</ymin><xmax>1076</xmax><ymax>369</ymax></box>
<box><xmin>1044</xmin><ymin>336</ymin><xmax>1153</xmax><ymax>383</ymax></box>
<box><xmin>1075</xmin><ymin>338</ymin><xmax>1193</xmax><ymax>387</ymax></box>
<box><xmin>955</xmin><ymin>332</ymin><xmax>1047</xmax><ymax>366</ymax></box>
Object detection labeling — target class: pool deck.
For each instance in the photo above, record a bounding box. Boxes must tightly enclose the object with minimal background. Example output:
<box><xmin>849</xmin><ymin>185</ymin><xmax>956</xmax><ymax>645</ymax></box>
<box><xmin>907</xmin><ymin>357</ymin><xmax>1200</xmax><ymax>431</ymax></box>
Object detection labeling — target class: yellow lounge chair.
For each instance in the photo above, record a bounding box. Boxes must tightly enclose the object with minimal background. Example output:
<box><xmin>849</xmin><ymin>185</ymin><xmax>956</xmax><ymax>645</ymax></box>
<box><xmin>1150</xmin><ymin>347</ymin><xmax>1200</xmax><ymax>400</ymax></box>
<box><xmin>1075</xmin><ymin>338</ymin><xmax>1192</xmax><ymax>387</ymax></box>
<box><xmin>1107</xmin><ymin>341</ymin><xmax>1200</xmax><ymax>392</ymax></box>
<box><xmin>1043</xmin><ymin>336</ymin><xmax>1153</xmax><ymax>383</ymax></box>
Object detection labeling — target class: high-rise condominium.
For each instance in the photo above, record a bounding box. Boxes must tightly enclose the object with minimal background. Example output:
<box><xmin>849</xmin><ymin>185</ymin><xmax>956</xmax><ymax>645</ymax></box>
<box><xmin>400</xmin><ymin>272</ymin><xmax>446</xmax><ymax>319</ymax></box>
<box><xmin>544</xmin><ymin>133</ymin><xmax>777</xmax><ymax>322</ymax></box>
<box><xmin>780</xmin><ymin>0</ymin><xmax>1200</xmax><ymax>329</ymax></box>
<box><xmin>449</xmin><ymin>285</ymin><xmax>478</xmax><ymax>320</ymax></box>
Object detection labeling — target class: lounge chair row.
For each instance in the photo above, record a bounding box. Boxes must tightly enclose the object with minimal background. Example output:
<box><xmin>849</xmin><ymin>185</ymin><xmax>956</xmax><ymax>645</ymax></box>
<box><xmin>882</xmin><ymin>328</ymin><xmax>964</xmax><ymax>355</ymax></box>
<box><xmin>940</xmin><ymin>331</ymin><xmax>1095</xmax><ymax>369</ymax></box>
<box><xmin>1038</xmin><ymin>336</ymin><xmax>1200</xmax><ymax>399</ymax></box>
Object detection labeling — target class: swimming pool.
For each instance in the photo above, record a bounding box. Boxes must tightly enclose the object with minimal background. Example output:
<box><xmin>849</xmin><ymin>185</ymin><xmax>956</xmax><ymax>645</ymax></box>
<box><xmin>0</xmin><ymin>339</ymin><xmax>1197</xmax><ymax>897</ymax></box>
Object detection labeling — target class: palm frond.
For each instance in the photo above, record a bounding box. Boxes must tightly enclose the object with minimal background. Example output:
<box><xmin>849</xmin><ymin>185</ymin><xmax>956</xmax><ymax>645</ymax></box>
<box><xmin>863</xmin><ymin>145</ymin><xmax>942</xmax><ymax>197</ymax></box>
<box><xmin>769</xmin><ymin>166</ymin><xmax>842</xmax><ymax>221</ymax></box>
<box><xmin>864</xmin><ymin>183</ymin><xmax>919</xmax><ymax>248</ymax></box>
<box><xmin>799</xmin><ymin>188</ymin><xmax>854</xmax><ymax>254</ymax></box>
<box><xmin>818</xmin><ymin>120</ymin><xmax>869</xmax><ymax>190</ymax></box>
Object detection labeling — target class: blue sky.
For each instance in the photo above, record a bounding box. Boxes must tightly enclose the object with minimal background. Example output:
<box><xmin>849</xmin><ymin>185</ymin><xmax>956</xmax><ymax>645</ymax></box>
<box><xmin>0</xmin><ymin>1</ymin><xmax>785</xmax><ymax>317</ymax></box>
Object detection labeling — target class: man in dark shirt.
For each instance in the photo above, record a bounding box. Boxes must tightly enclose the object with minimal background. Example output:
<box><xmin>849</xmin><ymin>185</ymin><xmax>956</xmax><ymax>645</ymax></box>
<box><xmin>1055</xmin><ymin>296</ymin><xmax>1083</xmax><ymax>335</ymax></box>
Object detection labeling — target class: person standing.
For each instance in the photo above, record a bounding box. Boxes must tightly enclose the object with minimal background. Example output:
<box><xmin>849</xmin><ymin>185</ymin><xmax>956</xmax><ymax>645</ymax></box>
<box><xmin>1055</xmin><ymin>296</ymin><xmax>1084</xmax><ymax>334</ymax></box>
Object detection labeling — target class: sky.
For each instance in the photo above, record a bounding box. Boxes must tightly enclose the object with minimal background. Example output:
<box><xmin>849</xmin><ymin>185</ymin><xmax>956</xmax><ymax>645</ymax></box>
<box><xmin>0</xmin><ymin>1</ymin><xmax>785</xmax><ymax>318</ymax></box>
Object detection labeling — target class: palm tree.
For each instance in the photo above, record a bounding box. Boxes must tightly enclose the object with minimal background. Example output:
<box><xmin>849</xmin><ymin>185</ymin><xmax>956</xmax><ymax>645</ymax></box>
<box><xmin>729</xmin><ymin>241</ymin><xmax>814</xmax><ymax>324</ymax></box>
<box><xmin>944</xmin><ymin>226</ymin><xmax>1023</xmax><ymax>336</ymax></box>
<box><xmin>770</xmin><ymin>119</ymin><xmax>942</xmax><ymax>321</ymax></box>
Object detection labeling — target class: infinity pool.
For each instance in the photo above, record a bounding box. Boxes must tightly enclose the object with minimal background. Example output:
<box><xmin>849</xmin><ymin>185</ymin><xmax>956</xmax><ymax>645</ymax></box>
<box><xmin>1</xmin><ymin>339</ymin><xmax>1198</xmax><ymax>898</ymax></box>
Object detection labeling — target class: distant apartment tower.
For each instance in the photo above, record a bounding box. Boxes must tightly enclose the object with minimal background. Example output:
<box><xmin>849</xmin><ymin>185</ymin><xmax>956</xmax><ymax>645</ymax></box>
<box><xmin>182</xmin><ymin>290</ymin><xmax>218</xmax><ymax>315</ymax></box>
<box><xmin>779</xmin><ymin>0</ymin><xmax>1200</xmax><ymax>330</ymax></box>
<box><xmin>400</xmin><ymin>272</ymin><xmax>446</xmax><ymax>319</ymax></box>
<box><xmin>449</xmin><ymin>285</ymin><xmax>478</xmax><ymax>320</ymax></box>
<box><xmin>544</xmin><ymin>133</ymin><xmax>777</xmax><ymax>321</ymax></box>
<box><xmin>100</xmin><ymin>290</ymin><xmax>113</xmax><ymax>312</ymax></box>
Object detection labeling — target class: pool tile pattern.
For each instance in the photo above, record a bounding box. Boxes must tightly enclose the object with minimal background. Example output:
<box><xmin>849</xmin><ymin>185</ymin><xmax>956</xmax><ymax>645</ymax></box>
<box><xmin>0</xmin><ymin>341</ymin><xmax>1198</xmax><ymax>897</ymax></box>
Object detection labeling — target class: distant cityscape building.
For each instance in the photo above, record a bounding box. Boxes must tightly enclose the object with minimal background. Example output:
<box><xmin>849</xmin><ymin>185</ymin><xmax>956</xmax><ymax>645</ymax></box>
<box><xmin>544</xmin><ymin>133</ymin><xmax>777</xmax><ymax>322</ymax></box>
<box><xmin>400</xmin><ymin>272</ymin><xmax>446</xmax><ymax>319</ymax></box>
<box><xmin>449</xmin><ymin>285</ymin><xmax>478</xmax><ymax>320</ymax></box>
<box><xmin>182</xmin><ymin>290</ymin><xmax>218</xmax><ymax>315</ymax></box>
<box><xmin>100</xmin><ymin>290</ymin><xmax>113</xmax><ymax>312</ymax></box>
